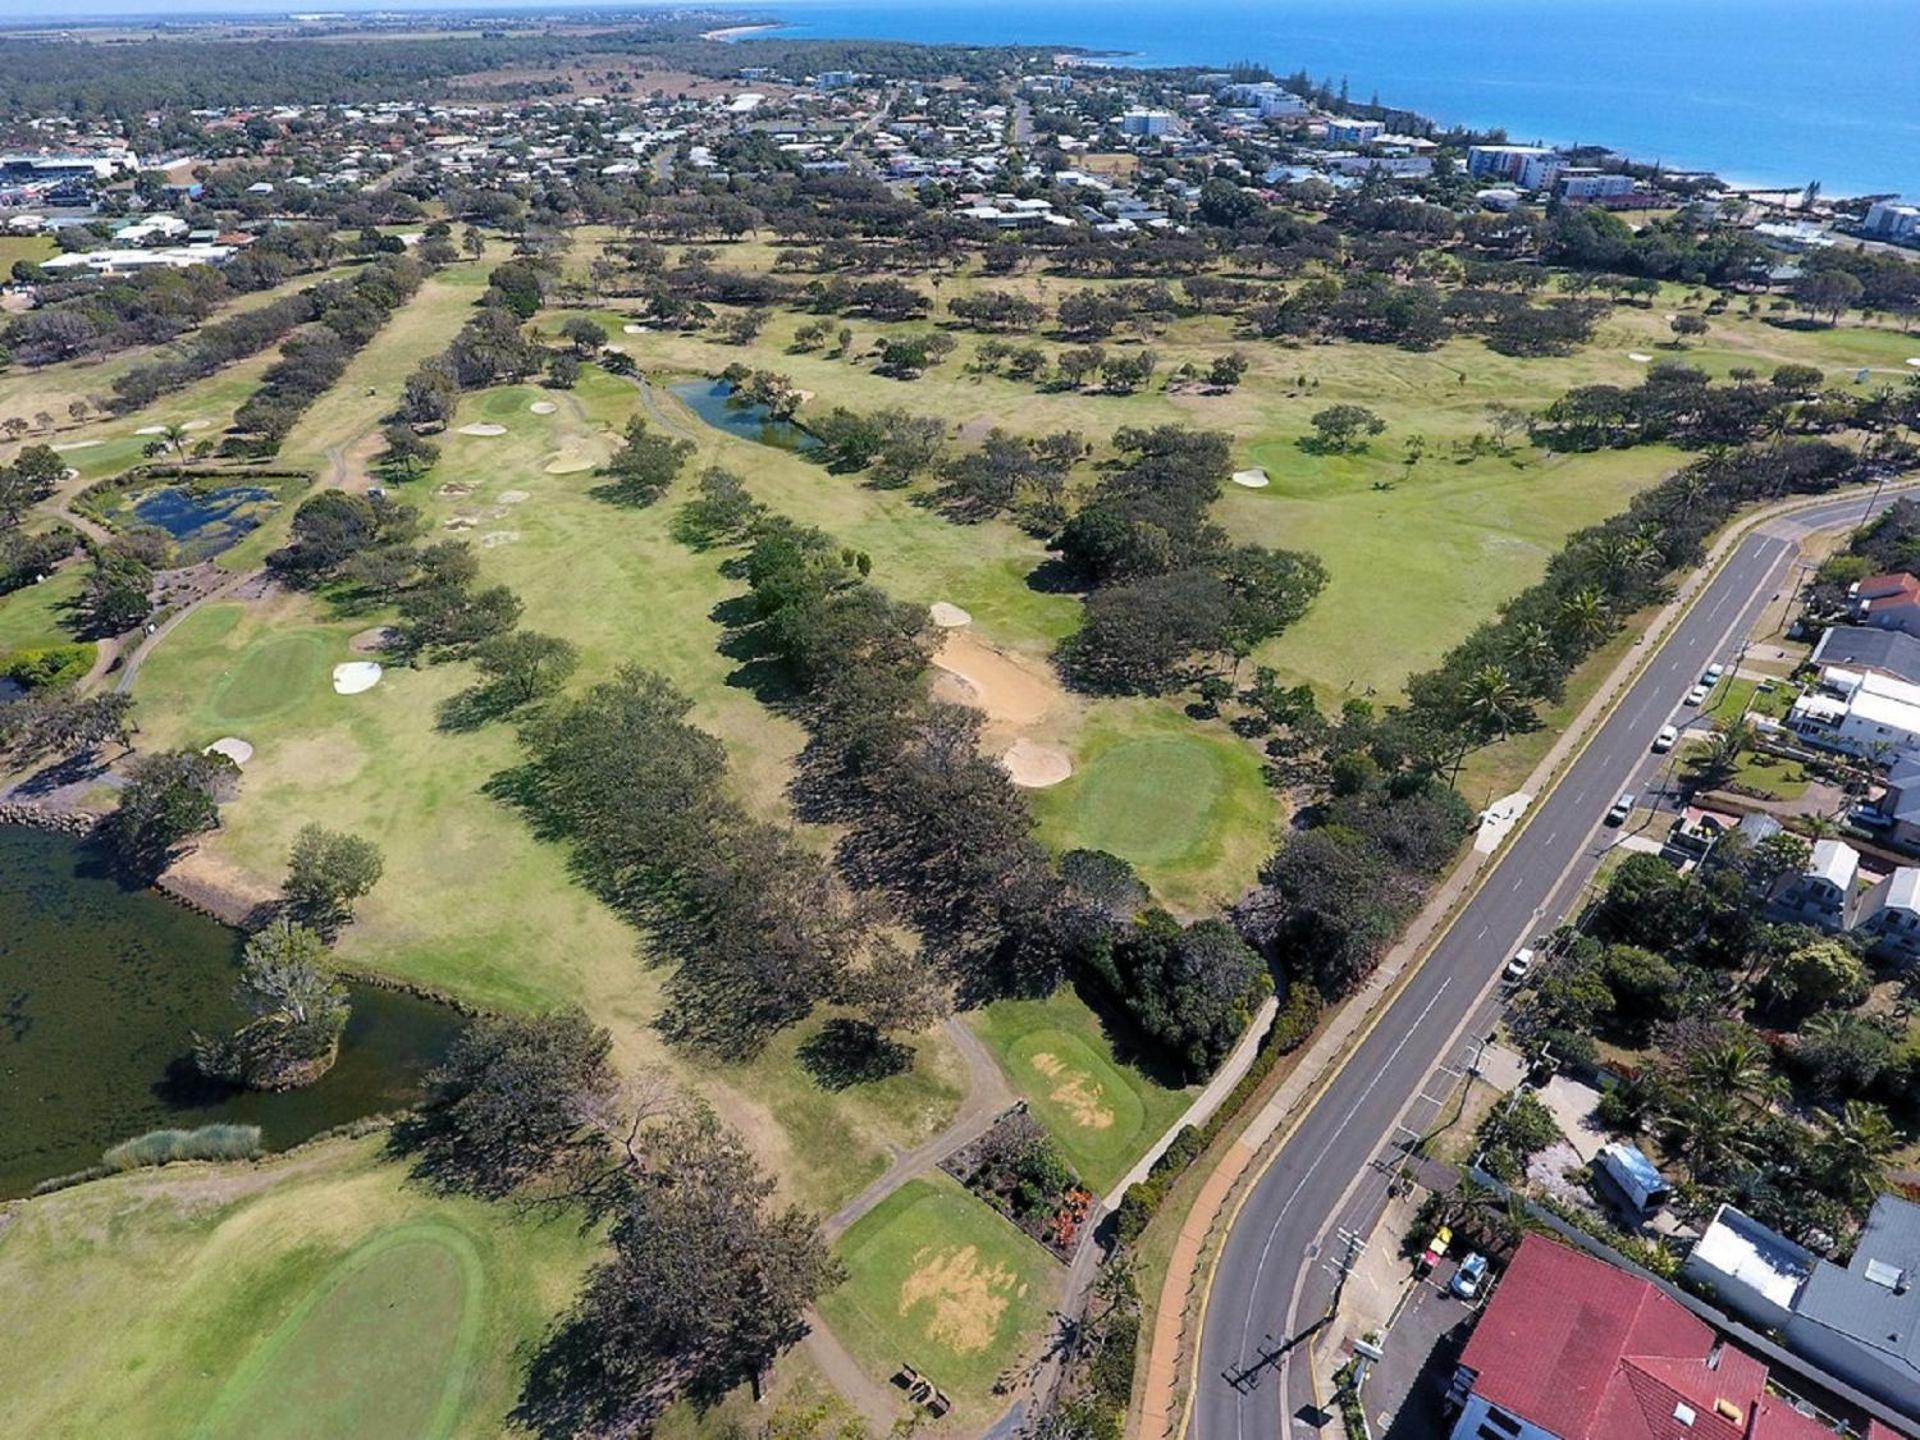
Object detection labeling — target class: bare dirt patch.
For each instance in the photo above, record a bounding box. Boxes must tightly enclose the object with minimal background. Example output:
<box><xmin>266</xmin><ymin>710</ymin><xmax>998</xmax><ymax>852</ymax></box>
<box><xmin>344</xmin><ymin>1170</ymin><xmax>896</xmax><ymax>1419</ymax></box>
<box><xmin>898</xmin><ymin>1244</ymin><xmax>1018</xmax><ymax>1354</ymax></box>
<box><xmin>1030</xmin><ymin>1052</ymin><xmax>1115</xmax><ymax>1129</ymax></box>
<box><xmin>435</xmin><ymin>482</ymin><xmax>476</xmax><ymax>498</ymax></box>
<box><xmin>348</xmin><ymin>625</ymin><xmax>394</xmax><ymax>654</ymax></box>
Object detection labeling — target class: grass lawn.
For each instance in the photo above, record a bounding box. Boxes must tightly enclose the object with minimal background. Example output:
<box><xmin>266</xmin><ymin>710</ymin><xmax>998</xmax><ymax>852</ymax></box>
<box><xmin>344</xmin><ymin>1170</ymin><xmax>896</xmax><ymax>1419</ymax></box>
<box><xmin>1724</xmin><ymin>748</ymin><xmax>1811</xmax><ymax>800</ymax></box>
<box><xmin>1707</xmin><ymin>675</ymin><xmax>1798</xmax><ymax>722</ymax></box>
<box><xmin>968</xmin><ymin>989</ymin><xmax>1192</xmax><ymax>1193</ymax></box>
<box><xmin>0</xmin><ymin>1134</ymin><xmax>595</xmax><ymax>1440</ymax></box>
<box><xmin>818</xmin><ymin>1175</ymin><xmax>1060</xmax><ymax>1412</ymax></box>
<box><xmin>0</xmin><ymin>567</ymin><xmax>86</xmax><ymax>653</ymax></box>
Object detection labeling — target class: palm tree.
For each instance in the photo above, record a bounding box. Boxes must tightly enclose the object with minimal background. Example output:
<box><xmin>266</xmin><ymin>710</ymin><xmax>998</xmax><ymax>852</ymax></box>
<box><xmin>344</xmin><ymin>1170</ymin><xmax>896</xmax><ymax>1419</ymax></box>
<box><xmin>1813</xmin><ymin>1100</ymin><xmax>1898</xmax><ymax>1210</ymax></box>
<box><xmin>161</xmin><ymin>422</ymin><xmax>189</xmax><ymax>472</ymax></box>
<box><xmin>1684</xmin><ymin>1038</ymin><xmax>1786</xmax><ymax>1111</ymax></box>
<box><xmin>1661</xmin><ymin>1090</ymin><xmax>1763</xmax><ymax>1181</ymax></box>
<box><xmin>1556</xmin><ymin>586</ymin><xmax>1613</xmax><ymax>649</ymax></box>
<box><xmin>1689</xmin><ymin>730</ymin><xmax>1744</xmax><ymax>790</ymax></box>
<box><xmin>1505</xmin><ymin>621</ymin><xmax>1557</xmax><ymax>681</ymax></box>
<box><xmin>1461</xmin><ymin>663</ymin><xmax>1524</xmax><ymax>740</ymax></box>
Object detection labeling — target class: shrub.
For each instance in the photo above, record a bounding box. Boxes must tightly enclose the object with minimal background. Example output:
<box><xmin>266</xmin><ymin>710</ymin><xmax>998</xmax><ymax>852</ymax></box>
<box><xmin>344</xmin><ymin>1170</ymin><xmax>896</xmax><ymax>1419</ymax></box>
<box><xmin>1</xmin><ymin>642</ymin><xmax>94</xmax><ymax>690</ymax></box>
<box><xmin>102</xmin><ymin>1123</ymin><xmax>262</xmax><ymax>1172</ymax></box>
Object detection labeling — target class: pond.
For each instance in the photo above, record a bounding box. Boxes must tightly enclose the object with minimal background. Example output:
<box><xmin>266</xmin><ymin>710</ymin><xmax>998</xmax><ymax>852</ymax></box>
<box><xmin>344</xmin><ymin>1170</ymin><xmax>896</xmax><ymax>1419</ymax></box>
<box><xmin>669</xmin><ymin>379</ymin><xmax>821</xmax><ymax>453</ymax></box>
<box><xmin>115</xmin><ymin>483</ymin><xmax>277</xmax><ymax>561</ymax></box>
<box><xmin>0</xmin><ymin>825</ymin><xmax>466</xmax><ymax>1197</ymax></box>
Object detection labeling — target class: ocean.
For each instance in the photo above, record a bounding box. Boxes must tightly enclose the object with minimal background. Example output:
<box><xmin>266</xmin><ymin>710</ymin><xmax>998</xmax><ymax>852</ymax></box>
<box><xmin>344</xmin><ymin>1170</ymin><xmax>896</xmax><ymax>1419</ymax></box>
<box><xmin>731</xmin><ymin>0</ymin><xmax>1920</xmax><ymax>199</ymax></box>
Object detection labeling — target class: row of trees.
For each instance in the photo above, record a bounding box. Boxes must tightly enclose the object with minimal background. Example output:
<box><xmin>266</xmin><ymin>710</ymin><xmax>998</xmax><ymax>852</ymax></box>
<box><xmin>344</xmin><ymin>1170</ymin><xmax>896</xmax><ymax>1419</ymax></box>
<box><xmin>0</xmin><ymin>444</ymin><xmax>77</xmax><ymax>598</ymax></box>
<box><xmin>229</xmin><ymin>254</ymin><xmax>429</xmax><ymax>453</ymax></box>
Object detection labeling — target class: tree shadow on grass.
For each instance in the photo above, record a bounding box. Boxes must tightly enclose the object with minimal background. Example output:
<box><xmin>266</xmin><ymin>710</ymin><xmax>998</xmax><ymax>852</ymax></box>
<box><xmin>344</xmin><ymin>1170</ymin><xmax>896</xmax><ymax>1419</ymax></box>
<box><xmin>435</xmin><ymin>682</ymin><xmax>523</xmax><ymax>733</ymax></box>
<box><xmin>797</xmin><ymin>1018</ymin><xmax>914</xmax><ymax>1091</ymax></box>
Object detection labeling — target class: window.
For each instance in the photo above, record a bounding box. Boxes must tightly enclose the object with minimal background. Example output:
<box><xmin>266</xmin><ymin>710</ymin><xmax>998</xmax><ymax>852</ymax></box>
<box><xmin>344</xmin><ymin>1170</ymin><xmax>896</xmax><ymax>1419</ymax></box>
<box><xmin>1480</xmin><ymin>1410</ymin><xmax>1523</xmax><ymax>1438</ymax></box>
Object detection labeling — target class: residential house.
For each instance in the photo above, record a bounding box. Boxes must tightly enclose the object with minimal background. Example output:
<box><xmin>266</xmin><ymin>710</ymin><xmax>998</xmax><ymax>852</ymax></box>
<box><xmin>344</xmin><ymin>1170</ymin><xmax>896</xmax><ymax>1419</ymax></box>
<box><xmin>1854</xmin><ymin>866</ymin><xmax>1920</xmax><ymax>961</ymax></box>
<box><xmin>1686</xmin><ymin>1197</ymin><xmax>1920</xmax><ymax>1419</ymax></box>
<box><xmin>1785</xmin><ymin>1195</ymin><xmax>1920</xmax><ymax>1415</ymax></box>
<box><xmin>1769</xmin><ymin>839</ymin><xmax>1862</xmax><ymax>931</ymax></box>
<box><xmin>1684</xmin><ymin>1204</ymin><xmax>1816</xmax><ymax>1331</ymax></box>
<box><xmin>1446</xmin><ymin>1234</ymin><xmax>1838</xmax><ymax>1440</ymax></box>
<box><xmin>1851</xmin><ymin>574</ymin><xmax>1920</xmax><ymax>638</ymax></box>
<box><xmin>1811</xmin><ymin>626</ymin><xmax>1920</xmax><ymax>686</ymax></box>
<box><xmin>1865</xmin><ymin>753</ymin><xmax>1920</xmax><ymax>853</ymax></box>
<box><xmin>1786</xmin><ymin>667</ymin><xmax>1920</xmax><ymax>763</ymax></box>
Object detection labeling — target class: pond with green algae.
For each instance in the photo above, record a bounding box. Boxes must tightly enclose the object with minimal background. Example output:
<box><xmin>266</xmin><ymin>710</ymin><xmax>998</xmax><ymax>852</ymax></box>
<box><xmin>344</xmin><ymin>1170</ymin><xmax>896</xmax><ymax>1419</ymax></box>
<box><xmin>0</xmin><ymin>824</ymin><xmax>464</xmax><ymax>1197</ymax></box>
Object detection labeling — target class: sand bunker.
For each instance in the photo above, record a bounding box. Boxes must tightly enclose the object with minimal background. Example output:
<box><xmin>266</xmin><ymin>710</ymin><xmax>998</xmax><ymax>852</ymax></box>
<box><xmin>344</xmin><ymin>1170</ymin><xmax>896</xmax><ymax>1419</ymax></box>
<box><xmin>622</xmin><ymin>323</ymin><xmax>650</xmax><ymax>334</ymax></box>
<box><xmin>61</xmin><ymin>467</ymin><xmax>79</xmax><ymax>482</ymax></box>
<box><xmin>203</xmin><ymin>736</ymin><xmax>254</xmax><ymax>766</ymax></box>
<box><xmin>180</xmin><ymin>419</ymin><xmax>211</xmax><ymax>431</ymax></box>
<box><xmin>457</xmin><ymin>423</ymin><xmax>508</xmax><ymax>437</ymax></box>
<box><xmin>929</xmin><ymin>601</ymin><xmax>972</xmax><ymax>628</ymax></box>
<box><xmin>1231</xmin><ymin>467</ymin><xmax>1270</xmax><ymax>489</ymax></box>
<box><xmin>1628</xmin><ymin>352</ymin><xmax>1653</xmax><ymax>363</ymax></box>
<box><xmin>1002</xmin><ymin>738</ymin><xmax>1073</xmax><ymax>788</ymax></box>
<box><xmin>331</xmin><ymin>661</ymin><xmax>383</xmax><ymax>695</ymax></box>
<box><xmin>498</xmin><ymin>490</ymin><xmax>530</xmax><ymax>505</ymax></box>
<box><xmin>543</xmin><ymin>451</ymin><xmax>596</xmax><ymax>475</ymax></box>
<box><xmin>529</xmin><ymin>400</ymin><xmax>558</xmax><ymax>415</ymax></box>
<box><xmin>51</xmin><ymin>439</ymin><xmax>102</xmax><ymax>452</ymax></box>
<box><xmin>348</xmin><ymin>625</ymin><xmax>394</xmax><ymax>654</ymax></box>
<box><xmin>444</xmin><ymin>516</ymin><xmax>476</xmax><ymax>530</ymax></box>
<box><xmin>134</xmin><ymin>424</ymin><xmax>168</xmax><ymax>436</ymax></box>
<box><xmin>481</xmin><ymin>530</ymin><xmax>520</xmax><ymax>548</ymax></box>
<box><xmin>1030</xmin><ymin>1052</ymin><xmax>1113</xmax><ymax>1127</ymax></box>
<box><xmin>932</xmin><ymin>633</ymin><xmax>1059</xmax><ymax>729</ymax></box>
<box><xmin>898</xmin><ymin>1245</ymin><xmax>1017</xmax><ymax>1354</ymax></box>
<box><xmin>1908</xmin><ymin>358</ymin><xmax>1920</xmax><ymax>368</ymax></box>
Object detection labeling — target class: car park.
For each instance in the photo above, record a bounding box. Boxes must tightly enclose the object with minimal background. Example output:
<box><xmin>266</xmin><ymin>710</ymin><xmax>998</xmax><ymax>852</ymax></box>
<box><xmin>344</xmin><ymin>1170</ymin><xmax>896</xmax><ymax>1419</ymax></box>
<box><xmin>1685</xmin><ymin>683</ymin><xmax>1711</xmax><ymax>707</ymax></box>
<box><xmin>1450</xmin><ymin>1252</ymin><xmax>1489</xmax><ymax>1300</ymax></box>
<box><xmin>1652</xmin><ymin>724</ymin><xmax>1678</xmax><ymax>753</ymax></box>
<box><xmin>1605</xmin><ymin>793</ymin><xmax>1634</xmax><ymax>825</ymax></box>
<box><xmin>1504</xmin><ymin>947</ymin><xmax>1535</xmax><ymax>981</ymax></box>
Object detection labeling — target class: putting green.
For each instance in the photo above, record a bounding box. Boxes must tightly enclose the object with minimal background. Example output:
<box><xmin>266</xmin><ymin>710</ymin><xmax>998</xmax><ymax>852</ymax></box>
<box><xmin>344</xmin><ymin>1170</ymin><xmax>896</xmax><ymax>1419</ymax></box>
<box><xmin>820</xmin><ymin>1177</ymin><xmax>1056</xmax><ymax>1404</ymax></box>
<box><xmin>208</xmin><ymin>631</ymin><xmax>330</xmax><ymax>725</ymax></box>
<box><xmin>1004</xmin><ymin>1027</ymin><xmax>1146</xmax><ymax>1164</ymax></box>
<box><xmin>1057</xmin><ymin>735</ymin><xmax>1226</xmax><ymax>868</ymax></box>
<box><xmin>196</xmin><ymin>1221</ymin><xmax>484</xmax><ymax>1440</ymax></box>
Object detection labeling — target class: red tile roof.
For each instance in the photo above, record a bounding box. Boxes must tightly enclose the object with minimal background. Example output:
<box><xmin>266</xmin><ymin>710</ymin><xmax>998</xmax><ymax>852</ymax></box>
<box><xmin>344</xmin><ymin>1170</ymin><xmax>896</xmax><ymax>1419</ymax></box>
<box><xmin>1748</xmin><ymin>1395</ymin><xmax>1850</xmax><ymax>1440</ymax></box>
<box><xmin>1858</xmin><ymin>573</ymin><xmax>1920</xmax><ymax>606</ymax></box>
<box><xmin>1458</xmin><ymin>1236</ymin><xmax>1769</xmax><ymax>1440</ymax></box>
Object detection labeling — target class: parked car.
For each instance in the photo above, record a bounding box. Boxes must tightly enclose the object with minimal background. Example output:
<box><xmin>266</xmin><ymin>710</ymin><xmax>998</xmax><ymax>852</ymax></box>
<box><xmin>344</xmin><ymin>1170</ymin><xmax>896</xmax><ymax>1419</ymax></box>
<box><xmin>1605</xmin><ymin>793</ymin><xmax>1635</xmax><ymax>826</ymax></box>
<box><xmin>1701</xmin><ymin>662</ymin><xmax>1725</xmax><ymax>685</ymax></box>
<box><xmin>1652</xmin><ymin>724</ymin><xmax>1678</xmax><ymax>753</ymax></box>
<box><xmin>1451</xmin><ymin>1252</ymin><xmax>1489</xmax><ymax>1300</ymax></box>
<box><xmin>1685</xmin><ymin>683</ymin><xmax>1711</xmax><ymax>707</ymax></box>
<box><xmin>1504</xmin><ymin>947</ymin><xmax>1535</xmax><ymax>981</ymax></box>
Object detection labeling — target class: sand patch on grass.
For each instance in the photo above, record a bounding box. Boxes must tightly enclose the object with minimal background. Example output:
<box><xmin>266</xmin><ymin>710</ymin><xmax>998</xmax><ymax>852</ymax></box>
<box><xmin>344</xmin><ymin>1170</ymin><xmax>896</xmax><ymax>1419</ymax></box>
<box><xmin>543</xmin><ymin>450</ymin><xmax>596</xmax><ymax>475</ymax></box>
<box><xmin>1001</xmin><ymin>738</ymin><xmax>1073</xmax><ymax>788</ymax></box>
<box><xmin>203</xmin><ymin>736</ymin><xmax>255</xmax><ymax>766</ymax></box>
<box><xmin>348</xmin><ymin>625</ymin><xmax>395</xmax><ymax>654</ymax></box>
<box><xmin>1231</xmin><ymin>467</ymin><xmax>1270</xmax><ymax>489</ymax></box>
<box><xmin>332</xmin><ymin>661</ymin><xmax>382</xmax><ymax>695</ymax></box>
<box><xmin>481</xmin><ymin>530</ymin><xmax>520</xmax><ymax>548</ymax></box>
<box><xmin>932</xmin><ymin>632</ymin><xmax>1060</xmax><ymax>730</ymax></box>
<box><xmin>180</xmin><ymin>419</ymin><xmax>212</xmax><ymax>431</ymax></box>
<box><xmin>435</xmin><ymin>481</ymin><xmax>476</xmax><ymax>498</ymax></box>
<box><xmin>929</xmin><ymin>601</ymin><xmax>972</xmax><ymax>628</ymax></box>
<box><xmin>498</xmin><ymin>489</ymin><xmax>530</xmax><ymax>504</ymax></box>
<box><xmin>529</xmin><ymin>400</ymin><xmax>558</xmax><ymax>414</ymax></box>
<box><xmin>457</xmin><ymin>422</ymin><xmax>508</xmax><ymax>437</ymax></box>
<box><xmin>51</xmin><ymin>439</ymin><xmax>101</xmax><ymax>452</ymax></box>
<box><xmin>898</xmin><ymin>1245</ymin><xmax>1016</xmax><ymax>1354</ymax></box>
<box><xmin>1030</xmin><ymin>1052</ymin><xmax>1115</xmax><ymax>1129</ymax></box>
<box><xmin>1628</xmin><ymin>352</ymin><xmax>1653</xmax><ymax>363</ymax></box>
<box><xmin>134</xmin><ymin>424</ymin><xmax>168</xmax><ymax>436</ymax></box>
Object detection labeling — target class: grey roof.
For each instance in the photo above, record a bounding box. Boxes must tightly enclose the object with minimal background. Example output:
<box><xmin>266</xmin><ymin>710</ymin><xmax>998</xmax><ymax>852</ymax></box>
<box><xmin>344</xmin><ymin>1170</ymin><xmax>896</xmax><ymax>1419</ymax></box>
<box><xmin>1737</xmin><ymin>812</ymin><xmax>1784</xmax><ymax>842</ymax></box>
<box><xmin>1795</xmin><ymin>1195</ymin><xmax>1920</xmax><ymax>1380</ymax></box>
<box><xmin>1813</xmin><ymin>625</ymin><xmax>1920</xmax><ymax>685</ymax></box>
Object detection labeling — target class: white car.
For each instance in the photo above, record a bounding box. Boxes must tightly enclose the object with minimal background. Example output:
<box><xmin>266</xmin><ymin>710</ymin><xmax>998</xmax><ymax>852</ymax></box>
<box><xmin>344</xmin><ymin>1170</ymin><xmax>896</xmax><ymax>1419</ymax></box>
<box><xmin>1701</xmin><ymin>662</ymin><xmax>1725</xmax><ymax>685</ymax></box>
<box><xmin>1652</xmin><ymin>724</ymin><xmax>1678</xmax><ymax>753</ymax></box>
<box><xmin>1684</xmin><ymin>683</ymin><xmax>1711</xmax><ymax>707</ymax></box>
<box><xmin>1505</xmin><ymin>947</ymin><xmax>1535</xmax><ymax>982</ymax></box>
<box><xmin>1605</xmin><ymin>792</ymin><xmax>1635</xmax><ymax>826</ymax></box>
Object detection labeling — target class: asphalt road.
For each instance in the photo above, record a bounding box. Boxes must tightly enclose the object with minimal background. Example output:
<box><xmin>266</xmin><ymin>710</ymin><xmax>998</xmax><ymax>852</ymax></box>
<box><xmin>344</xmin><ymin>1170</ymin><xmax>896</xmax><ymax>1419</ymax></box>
<box><xmin>1192</xmin><ymin>490</ymin><xmax>1893</xmax><ymax>1440</ymax></box>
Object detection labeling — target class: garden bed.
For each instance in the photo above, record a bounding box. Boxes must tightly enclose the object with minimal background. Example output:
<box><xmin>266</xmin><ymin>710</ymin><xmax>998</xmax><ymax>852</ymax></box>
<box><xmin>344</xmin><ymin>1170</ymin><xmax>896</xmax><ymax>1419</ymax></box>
<box><xmin>940</xmin><ymin>1106</ymin><xmax>1093</xmax><ymax>1260</ymax></box>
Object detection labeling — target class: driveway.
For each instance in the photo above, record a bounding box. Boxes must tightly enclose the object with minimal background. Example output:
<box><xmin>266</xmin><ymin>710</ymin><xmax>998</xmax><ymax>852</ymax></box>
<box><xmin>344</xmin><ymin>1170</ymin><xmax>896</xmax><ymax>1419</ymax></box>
<box><xmin>1364</xmin><ymin>1266</ymin><xmax>1478</xmax><ymax>1440</ymax></box>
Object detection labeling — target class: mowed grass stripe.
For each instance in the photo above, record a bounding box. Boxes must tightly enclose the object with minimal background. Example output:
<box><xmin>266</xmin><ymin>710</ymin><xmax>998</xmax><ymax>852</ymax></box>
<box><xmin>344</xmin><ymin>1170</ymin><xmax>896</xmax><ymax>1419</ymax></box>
<box><xmin>195</xmin><ymin>1220</ymin><xmax>485</xmax><ymax>1440</ymax></box>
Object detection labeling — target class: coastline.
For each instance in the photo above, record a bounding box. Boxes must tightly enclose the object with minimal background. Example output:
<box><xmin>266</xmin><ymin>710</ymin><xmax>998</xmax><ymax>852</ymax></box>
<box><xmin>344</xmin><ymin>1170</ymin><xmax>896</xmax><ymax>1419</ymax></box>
<box><xmin>701</xmin><ymin>22</ymin><xmax>784</xmax><ymax>42</ymax></box>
